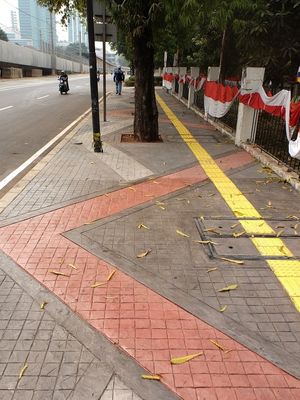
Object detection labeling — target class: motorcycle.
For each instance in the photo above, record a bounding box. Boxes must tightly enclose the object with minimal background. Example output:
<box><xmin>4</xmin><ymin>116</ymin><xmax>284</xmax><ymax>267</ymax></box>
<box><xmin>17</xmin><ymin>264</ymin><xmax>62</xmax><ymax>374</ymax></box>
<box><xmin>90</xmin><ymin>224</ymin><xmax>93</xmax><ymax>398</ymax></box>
<box><xmin>58</xmin><ymin>77</ymin><xmax>69</xmax><ymax>95</ymax></box>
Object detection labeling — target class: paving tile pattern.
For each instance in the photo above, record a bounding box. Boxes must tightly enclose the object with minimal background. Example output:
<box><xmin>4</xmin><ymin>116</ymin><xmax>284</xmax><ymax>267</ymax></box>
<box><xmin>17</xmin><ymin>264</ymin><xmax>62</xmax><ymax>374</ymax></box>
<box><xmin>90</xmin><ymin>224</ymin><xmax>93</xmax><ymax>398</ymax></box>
<box><xmin>0</xmin><ymin>167</ymin><xmax>299</xmax><ymax>399</ymax></box>
<box><xmin>101</xmin><ymin>376</ymin><xmax>142</xmax><ymax>400</ymax></box>
<box><xmin>0</xmin><ymin>89</ymin><xmax>237</xmax><ymax>222</ymax></box>
<box><xmin>0</xmin><ymin>268</ymin><xmax>96</xmax><ymax>400</ymax></box>
<box><xmin>83</xmin><ymin>176</ymin><xmax>300</xmax><ymax>356</ymax></box>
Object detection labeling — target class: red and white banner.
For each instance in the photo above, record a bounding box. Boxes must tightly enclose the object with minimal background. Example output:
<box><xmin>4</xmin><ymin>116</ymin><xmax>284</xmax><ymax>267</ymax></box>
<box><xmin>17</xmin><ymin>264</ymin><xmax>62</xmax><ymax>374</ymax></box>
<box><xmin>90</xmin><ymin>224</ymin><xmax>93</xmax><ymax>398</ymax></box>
<box><xmin>204</xmin><ymin>81</ymin><xmax>240</xmax><ymax>118</ymax></box>
<box><xmin>162</xmin><ymin>73</ymin><xmax>174</xmax><ymax>90</ymax></box>
<box><xmin>239</xmin><ymin>85</ymin><xmax>291</xmax><ymax>139</ymax></box>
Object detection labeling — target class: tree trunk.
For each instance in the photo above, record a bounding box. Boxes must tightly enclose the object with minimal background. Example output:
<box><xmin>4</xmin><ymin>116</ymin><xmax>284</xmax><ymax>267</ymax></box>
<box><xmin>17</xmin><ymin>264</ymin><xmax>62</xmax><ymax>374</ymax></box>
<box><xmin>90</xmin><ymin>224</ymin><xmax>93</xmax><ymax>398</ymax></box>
<box><xmin>219</xmin><ymin>25</ymin><xmax>228</xmax><ymax>83</ymax></box>
<box><xmin>133</xmin><ymin>25</ymin><xmax>159</xmax><ymax>142</ymax></box>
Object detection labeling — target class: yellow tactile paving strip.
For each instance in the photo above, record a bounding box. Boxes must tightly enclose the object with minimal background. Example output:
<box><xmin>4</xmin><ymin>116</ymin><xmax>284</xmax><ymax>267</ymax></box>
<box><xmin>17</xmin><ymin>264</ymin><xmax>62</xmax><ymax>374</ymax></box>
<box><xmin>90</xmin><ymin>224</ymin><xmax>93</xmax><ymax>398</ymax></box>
<box><xmin>157</xmin><ymin>93</ymin><xmax>300</xmax><ymax>312</ymax></box>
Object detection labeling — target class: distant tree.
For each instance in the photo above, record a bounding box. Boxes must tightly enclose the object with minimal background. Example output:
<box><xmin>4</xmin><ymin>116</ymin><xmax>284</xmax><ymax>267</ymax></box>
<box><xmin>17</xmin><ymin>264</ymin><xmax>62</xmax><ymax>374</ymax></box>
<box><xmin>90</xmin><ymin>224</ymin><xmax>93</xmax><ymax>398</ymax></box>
<box><xmin>66</xmin><ymin>42</ymin><xmax>89</xmax><ymax>58</ymax></box>
<box><xmin>0</xmin><ymin>28</ymin><xmax>8</xmax><ymax>42</ymax></box>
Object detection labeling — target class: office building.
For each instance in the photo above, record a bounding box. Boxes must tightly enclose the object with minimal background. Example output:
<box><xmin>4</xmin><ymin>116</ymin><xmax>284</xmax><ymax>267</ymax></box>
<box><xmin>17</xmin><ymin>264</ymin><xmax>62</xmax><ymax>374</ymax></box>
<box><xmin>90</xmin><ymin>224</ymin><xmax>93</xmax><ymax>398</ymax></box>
<box><xmin>18</xmin><ymin>0</ymin><xmax>56</xmax><ymax>51</ymax></box>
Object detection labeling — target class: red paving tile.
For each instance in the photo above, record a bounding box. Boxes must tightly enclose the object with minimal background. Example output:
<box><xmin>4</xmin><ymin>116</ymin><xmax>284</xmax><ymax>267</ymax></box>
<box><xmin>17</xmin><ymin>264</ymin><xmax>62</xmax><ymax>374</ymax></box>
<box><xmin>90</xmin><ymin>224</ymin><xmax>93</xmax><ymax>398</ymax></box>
<box><xmin>0</xmin><ymin>156</ymin><xmax>298</xmax><ymax>400</ymax></box>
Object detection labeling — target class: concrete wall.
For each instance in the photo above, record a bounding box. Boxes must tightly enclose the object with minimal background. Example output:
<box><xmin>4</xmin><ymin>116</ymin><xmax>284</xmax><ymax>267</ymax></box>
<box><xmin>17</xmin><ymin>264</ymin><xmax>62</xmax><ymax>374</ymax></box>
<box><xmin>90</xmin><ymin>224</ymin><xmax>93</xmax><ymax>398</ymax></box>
<box><xmin>1</xmin><ymin>67</ymin><xmax>23</xmax><ymax>78</ymax></box>
<box><xmin>0</xmin><ymin>39</ymin><xmax>89</xmax><ymax>74</ymax></box>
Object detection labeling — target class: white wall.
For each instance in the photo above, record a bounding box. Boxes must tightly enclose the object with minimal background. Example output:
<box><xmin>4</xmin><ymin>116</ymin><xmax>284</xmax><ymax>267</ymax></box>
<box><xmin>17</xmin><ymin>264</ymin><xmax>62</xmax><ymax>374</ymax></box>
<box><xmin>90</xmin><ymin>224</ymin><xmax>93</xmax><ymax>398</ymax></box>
<box><xmin>0</xmin><ymin>39</ymin><xmax>89</xmax><ymax>73</ymax></box>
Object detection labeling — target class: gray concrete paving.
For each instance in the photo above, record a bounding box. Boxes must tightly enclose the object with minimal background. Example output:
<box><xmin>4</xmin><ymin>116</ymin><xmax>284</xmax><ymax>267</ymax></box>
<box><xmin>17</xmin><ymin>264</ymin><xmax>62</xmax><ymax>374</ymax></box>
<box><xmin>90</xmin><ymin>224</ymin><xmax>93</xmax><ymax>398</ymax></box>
<box><xmin>1</xmin><ymin>85</ymin><xmax>300</xmax><ymax>398</ymax></box>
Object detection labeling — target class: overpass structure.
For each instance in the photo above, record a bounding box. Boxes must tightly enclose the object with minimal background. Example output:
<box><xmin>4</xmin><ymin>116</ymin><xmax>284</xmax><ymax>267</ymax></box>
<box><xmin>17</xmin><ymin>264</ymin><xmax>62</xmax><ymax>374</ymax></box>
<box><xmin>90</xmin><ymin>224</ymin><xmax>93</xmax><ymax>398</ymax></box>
<box><xmin>0</xmin><ymin>39</ymin><xmax>117</xmax><ymax>78</ymax></box>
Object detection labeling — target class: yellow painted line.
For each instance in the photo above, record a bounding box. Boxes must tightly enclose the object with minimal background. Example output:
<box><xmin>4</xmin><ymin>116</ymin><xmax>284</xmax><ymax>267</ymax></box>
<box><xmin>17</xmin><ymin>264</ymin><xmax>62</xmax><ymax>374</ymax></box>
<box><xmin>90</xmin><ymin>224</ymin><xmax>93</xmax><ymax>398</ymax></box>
<box><xmin>156</xmin><ymin>93</ymin><xmax>300</xmax><ymax>312</ymax></box>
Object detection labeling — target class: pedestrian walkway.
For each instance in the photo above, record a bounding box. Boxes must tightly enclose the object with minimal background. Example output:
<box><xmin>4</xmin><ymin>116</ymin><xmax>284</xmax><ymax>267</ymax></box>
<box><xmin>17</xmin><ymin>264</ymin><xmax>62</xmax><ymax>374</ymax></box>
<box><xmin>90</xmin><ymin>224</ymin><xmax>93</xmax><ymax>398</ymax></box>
<box><xmin>0</xmin><ymin>86</ymin><xmax>300</xmax><ymax>399</ymax></box>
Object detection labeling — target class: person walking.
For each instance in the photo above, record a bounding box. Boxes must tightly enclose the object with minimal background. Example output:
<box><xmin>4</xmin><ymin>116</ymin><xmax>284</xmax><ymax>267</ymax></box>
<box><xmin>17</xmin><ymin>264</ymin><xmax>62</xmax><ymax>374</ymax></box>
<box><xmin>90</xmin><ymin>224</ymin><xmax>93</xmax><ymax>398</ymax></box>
<box><xmin>113</xmin><ymin>66</ymin><xmax>125</xmax><ymax>95</ymax></box>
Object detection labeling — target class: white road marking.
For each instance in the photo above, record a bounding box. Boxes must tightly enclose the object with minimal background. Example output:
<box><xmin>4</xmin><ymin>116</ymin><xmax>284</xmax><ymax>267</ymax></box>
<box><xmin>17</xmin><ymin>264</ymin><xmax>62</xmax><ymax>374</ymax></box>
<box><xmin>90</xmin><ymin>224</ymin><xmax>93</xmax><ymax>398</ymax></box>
<box><xmin>0</xmin><ymin>76</ymin><xmax>89</xmax><ymax>92</ymax></box>
<box><xmin>0</xmin><ymin>105</ymin><xmax>91</xmax><ymax>192</ymax></box>
<box><xmin>0</xmin><ymin>106</ymin><xmax>13</xmax><ymax>111</ymax></box>
<box><xmin>36</xmin><ymin>95</ymin><xmax>49</xmax><ymax>100</ymax></box>
<box><xmin>0</xmin><ymin>91</ymin><xmax>109</xmax><ymax>193</ymax></box>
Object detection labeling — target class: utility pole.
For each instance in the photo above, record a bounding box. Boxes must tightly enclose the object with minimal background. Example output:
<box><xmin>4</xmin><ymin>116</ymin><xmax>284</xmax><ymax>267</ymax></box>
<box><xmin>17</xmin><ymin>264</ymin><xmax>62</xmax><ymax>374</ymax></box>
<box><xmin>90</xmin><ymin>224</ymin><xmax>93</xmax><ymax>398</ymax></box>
<box><xmin>79</xmin><ymin>28</ymin><xmax>82</xmax><ymax>73</ymax></box>
<box><xmin>103</xmin><ymin>3</ymin><xmax>107</xmax><ymax>121</ymax></box>
<box><xmin>86</xmin><ymin>0</ymin><xmax>103</xmax><ymax>152</ymax></box>
<box><xmin>49</xmin><ymin>12</ymin><xmax>56</xmax><ymax>74</ymax></box>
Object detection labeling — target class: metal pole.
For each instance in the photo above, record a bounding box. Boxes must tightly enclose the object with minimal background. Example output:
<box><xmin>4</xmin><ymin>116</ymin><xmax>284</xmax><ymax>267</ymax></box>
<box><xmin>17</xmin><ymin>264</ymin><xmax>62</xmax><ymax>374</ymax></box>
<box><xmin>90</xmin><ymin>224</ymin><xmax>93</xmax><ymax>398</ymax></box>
<box><xmin>103</xmin><ymin>3</ymin><xmax>107</xmax><ymax>121</ymax></box>
<box><xmin>86</xmin><ymin>0</ymin><xmax>103</xmax><ymax>152</ymax></box>
<box><xmin>79</xmin><ymin>28</ymin><xmax>82</xmax><ymax>73</ymax></box>
<box><xmin>49</xmin><ymin>12</ymin><xmax>56</xmax><ymax>74</ymax></box>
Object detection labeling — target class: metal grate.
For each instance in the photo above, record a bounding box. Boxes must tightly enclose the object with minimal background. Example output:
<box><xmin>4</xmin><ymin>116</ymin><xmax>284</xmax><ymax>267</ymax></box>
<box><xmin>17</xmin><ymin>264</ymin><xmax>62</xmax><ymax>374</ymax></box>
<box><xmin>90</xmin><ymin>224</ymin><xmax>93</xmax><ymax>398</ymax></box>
<box><xmin>182</xmin><ymin>82</ymin><xmax>189</xmax><ymax>100</ymax></box>
<box><xmin>195</xmin><ymin>216</ymin><xmax>300</xmax><ymax>261</ymax></box>
<box><xmin>218</xmin><ymin>97</ymin><xmax>239</xmax><ymax>132</ymax></box>
<box><xmin>174</xmin><ymin>79</ymin><xmax>179</xmax><ymax>94</ymax></box>
<box><xmin>253</xmin><ymin>110</ymin><xmax>300</xmax><ymax>175</ymax></box>
<box><xmin>194</xmin><ymin>89</ymin><xmax>205</xmax><ymax>111</ymax></box>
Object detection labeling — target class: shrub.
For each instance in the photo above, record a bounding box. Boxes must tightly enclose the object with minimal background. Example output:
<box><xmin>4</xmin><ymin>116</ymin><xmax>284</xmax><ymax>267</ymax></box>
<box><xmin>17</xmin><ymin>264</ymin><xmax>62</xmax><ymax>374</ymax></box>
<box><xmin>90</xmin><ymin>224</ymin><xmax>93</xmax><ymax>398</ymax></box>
<box><xmin>124</xmin><ymin>75</ymin><xmax>135</xmax><ymax>86</ymax></box>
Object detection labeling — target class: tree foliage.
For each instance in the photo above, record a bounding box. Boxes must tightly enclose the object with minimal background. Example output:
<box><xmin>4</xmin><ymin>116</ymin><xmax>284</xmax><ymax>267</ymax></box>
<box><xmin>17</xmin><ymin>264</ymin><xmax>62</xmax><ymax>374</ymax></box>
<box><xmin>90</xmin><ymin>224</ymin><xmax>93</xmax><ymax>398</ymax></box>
<box><xmin>0</xmin><ymin>28</ymin><xmax>8</xmax><ymax>42</ymax></box>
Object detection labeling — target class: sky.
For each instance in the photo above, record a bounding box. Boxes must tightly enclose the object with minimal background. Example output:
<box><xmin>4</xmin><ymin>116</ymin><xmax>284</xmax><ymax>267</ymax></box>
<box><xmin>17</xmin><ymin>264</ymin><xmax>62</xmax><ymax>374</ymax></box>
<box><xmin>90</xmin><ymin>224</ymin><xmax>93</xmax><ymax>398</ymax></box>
<box><xmin>0</xmin><ymin>0</ymin><xmax>68</xmax><ymax>41</ymax></box>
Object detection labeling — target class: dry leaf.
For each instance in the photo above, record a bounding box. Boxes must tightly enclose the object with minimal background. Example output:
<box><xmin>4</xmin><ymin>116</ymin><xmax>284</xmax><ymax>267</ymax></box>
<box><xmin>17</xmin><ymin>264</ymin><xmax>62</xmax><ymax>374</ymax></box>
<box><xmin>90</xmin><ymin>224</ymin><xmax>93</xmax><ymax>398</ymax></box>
<box><xmin>68</xmin><ymin>263</ymin><xmax>77</xmax><ymax>270</ymax></box>
<box><xmin>107</xmin><ymin>270</ymin><xmax>116</xmax><ymax>281</ymax></box>
<box><xmin>152</xmin><ymin>181</ymin><xmax>159</xmax><ymax>184</ymax></box>
<box><xmin>104</xmin><ymin>193</ymin><xmax>109</xmax><ymax>197</ymax></box>
<box><xmin>176</xmin><ymin>197</ymin><xmax>190</xmax><ymax>203</ymax></box>
<box><xmin>171</xmin><ymin>352</ymin><xmax>203</xmax><ymax>365</ymax></box>
<box><xmin>292</xmin><ymin>224</ymin><xmax>299</xmax><ymax>230</ymax></box>
<box><xmin>207</xmin><ymin>267</ymin><xmax>218</xmax><ymax>273</ymax></box>
<box><xmin>220</xmin><ymin>257</ymin><xmax>244</xmax><ymax>265</ymax></box>
<box><xmin>279</xmin><ymin>246</ymin><xmax>289</xmax><ymax>256</ymax></box>
<box><xmin>204</xmin><ymin>228</ymin><xmax>220</xmax><ymax>235</ymax></box>
<box><xmin>50</xmin><ymin>270</ymin><xmax>70</xmax><ymax>277</ymax></box>
<box><xmin>91</xmin><ymin>282</ymin><xmax>106</xmax><ymax>288</ymax></box>
<box><xmin>137</xmin><ymin>249</ymin><xmax>151</xmax><ymax>258</ymax></box>
<box><xmin>19</xmin><ymin>363</ymin><xmax>28</xmax><ymax>379</ymax></box>
<box><xmin>219</xmin><ymin>305</ymin><xmax>227</xmax><ymax>312</ymax></box>
<box><xmin>230</xmin><ymin>223</ymin><xmax>239</xmax><ymax>229</ymax></box>
<box><xmin>176</xmin><ymin>229</ymin><xmax>190</xmax><ymax>238</ymax></box>
<box><xmin>138</xmin><ymin>223</ymin><xmax>150</xmax><ymax>229</ymax></box>
<box><xmin>193</xmin><ymin>240</ymin><xmax>219</xmax><ymax>245</ymax></box>
<box><xmin>218</xmin><ymin>284</ymin><xmax>238</xmax><ymax>292</ymax></box>
<box><xmin>233</xmin><ymin>210</ymin><xmax>245</xmax><ymax>217</ymax></box>
<box><xmin>233</xmin><ymin>231</ymin><xmax>246</xmax><ymax>238</ymax></box>
<box><xmin>208</xmin><ymin>193</ymin><xmax>215</xmax><ymax>197</ymax></box>
<box><xmin>156</xmin><ymin>201</ymin><xmax>165</xmax><ymax>206</ymax></box>
<box><xmin>287</xmin><ymin>215</ymin><xmax>299</xmax><ymax>220</ymax></box>
<box><xmin>40</xmin><ymin>302</ymin><xmax>47</xmax><ymax>309</ymax></box>
<box><xmin>129</xmin><ymin>187</ymin><xmax>136</xmax><ymax>191</ymax></box>
<box><xmin>210</xmin><ymin>339</ymin><xmax>226</xmax><ymax>351</ymax></box>
<box><xmin>141</xmin><ymin>374</ymin><xmax>161</xmax><ymax>381</ymax></box>
<box><xmin>276</xmin><ymin>230</ymin><xmax>284</xmax><ymax>237</ymax></box>
<box><xmin>58</xmin><ymin>257</ymin><xmax>65</xmax><ymax>265</ymax></box>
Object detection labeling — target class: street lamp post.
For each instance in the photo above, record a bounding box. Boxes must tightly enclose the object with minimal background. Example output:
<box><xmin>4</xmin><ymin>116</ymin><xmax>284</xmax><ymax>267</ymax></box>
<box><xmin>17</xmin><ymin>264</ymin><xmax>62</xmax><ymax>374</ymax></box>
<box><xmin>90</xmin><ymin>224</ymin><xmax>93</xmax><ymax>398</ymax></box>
<box><xmin>86</xmin><ymin>0</ymin><xmax>103</xmax><ymax>152</ymax></box>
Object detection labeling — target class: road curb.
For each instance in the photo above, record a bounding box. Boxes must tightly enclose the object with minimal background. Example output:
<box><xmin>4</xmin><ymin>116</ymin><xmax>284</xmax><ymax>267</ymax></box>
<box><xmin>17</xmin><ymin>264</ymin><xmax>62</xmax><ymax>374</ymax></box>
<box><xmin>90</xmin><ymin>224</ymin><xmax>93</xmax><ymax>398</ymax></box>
<box><xmin>0</xmin><ymin>94</ymin><xmax>110</xmax><ymax>212</ymax></box>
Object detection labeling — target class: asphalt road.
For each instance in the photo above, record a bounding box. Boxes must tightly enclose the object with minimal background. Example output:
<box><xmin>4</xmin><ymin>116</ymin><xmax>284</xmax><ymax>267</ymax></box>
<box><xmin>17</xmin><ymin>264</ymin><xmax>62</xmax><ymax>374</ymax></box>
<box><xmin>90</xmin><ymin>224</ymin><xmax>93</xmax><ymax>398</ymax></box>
<box><xmin>0</xmin><ymin>74</ymin><xmax>100</xmax><ymax>182</ymax></box>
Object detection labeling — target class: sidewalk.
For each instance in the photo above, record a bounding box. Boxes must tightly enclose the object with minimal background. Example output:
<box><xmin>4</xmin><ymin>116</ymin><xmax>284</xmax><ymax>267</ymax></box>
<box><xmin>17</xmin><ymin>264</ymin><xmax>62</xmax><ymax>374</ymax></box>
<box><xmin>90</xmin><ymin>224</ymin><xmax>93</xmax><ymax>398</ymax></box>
<box><xmin>0</xmin><ymin>86</ymin><xmax>300</xmax><ymax>400</ymax></box>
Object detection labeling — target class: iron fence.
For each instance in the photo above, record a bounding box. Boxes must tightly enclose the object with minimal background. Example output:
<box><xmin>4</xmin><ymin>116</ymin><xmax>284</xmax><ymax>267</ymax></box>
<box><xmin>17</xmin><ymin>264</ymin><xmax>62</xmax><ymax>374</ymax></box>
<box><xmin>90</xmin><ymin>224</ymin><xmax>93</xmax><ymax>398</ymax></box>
<box><xmin>194</xmin><ymin>89</ymin><xmax>205</xmax><ymax>111</ymax></box>
<box><xmin>174</xmin><ymin>79</ymin><xmax>179</xmax><ymax>94</ymax></box>
<box><xmin>252</xmin><ymin>110</ymin><xmax>300</xmax><ymax>175</ymax></box>
<box><xmin>218</xmin><ymin>97</ymin><xmax>239</xmax><ymax>132</ymax></box>
<box><xmin>182</xmin><ymin>82</ymin><xmax>189</xmax><ymax>100</ymax></box>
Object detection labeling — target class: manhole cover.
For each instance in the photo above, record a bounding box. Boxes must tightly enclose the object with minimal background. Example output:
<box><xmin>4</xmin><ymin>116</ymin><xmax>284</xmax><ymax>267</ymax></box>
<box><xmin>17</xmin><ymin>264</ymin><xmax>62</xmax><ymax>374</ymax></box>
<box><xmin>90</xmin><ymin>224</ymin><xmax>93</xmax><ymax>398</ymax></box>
<box><xmin>195</xmin><ymin>216</ymin><xmax>300</xmax><ymax>260</ymax></box>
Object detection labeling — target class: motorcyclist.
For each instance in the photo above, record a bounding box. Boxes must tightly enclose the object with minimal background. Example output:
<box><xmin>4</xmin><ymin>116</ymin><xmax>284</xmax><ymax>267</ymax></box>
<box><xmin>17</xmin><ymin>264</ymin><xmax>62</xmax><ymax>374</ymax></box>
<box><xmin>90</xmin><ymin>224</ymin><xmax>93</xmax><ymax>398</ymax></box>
<box><xmin>58</xmin><ymin>70</ymin><xmax>69</xmax><ymax>91</ymax></box>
